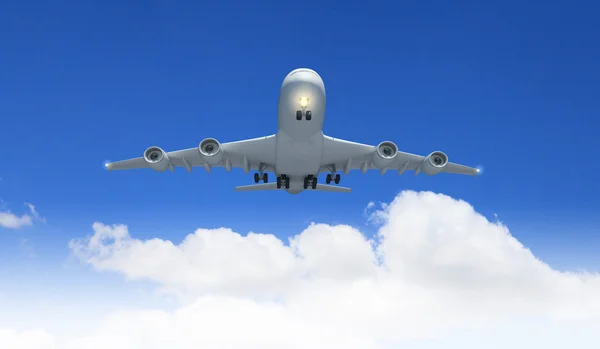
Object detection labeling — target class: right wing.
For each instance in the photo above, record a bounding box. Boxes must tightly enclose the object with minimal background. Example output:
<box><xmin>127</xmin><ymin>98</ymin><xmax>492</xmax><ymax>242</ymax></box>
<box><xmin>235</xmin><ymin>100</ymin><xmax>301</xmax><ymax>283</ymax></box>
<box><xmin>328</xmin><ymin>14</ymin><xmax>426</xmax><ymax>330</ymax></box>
<box><xmin>106</xmin><ymin>135</ymin><xmax>277</xmax><ymax>173</ymax></box>
<box><xmin>319</xmin><ymin>135</ymin><xmax>479</xmax><ymax>176</ymax></box>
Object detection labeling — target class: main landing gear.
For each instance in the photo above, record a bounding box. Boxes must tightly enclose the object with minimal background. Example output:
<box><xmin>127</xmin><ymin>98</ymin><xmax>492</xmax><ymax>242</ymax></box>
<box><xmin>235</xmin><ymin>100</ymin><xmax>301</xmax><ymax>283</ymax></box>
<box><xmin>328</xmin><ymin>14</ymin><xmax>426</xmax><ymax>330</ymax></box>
<box><xmin>303</xmin><ymin>175</ymin><xmax>318</xmax><ymax>189</ymax></box>
<box><xmin>326</xmin><ymin>173</ymin><xmax>341</xmax><ymax>184</ymax></box>
<box><xmin>277</xmin><ymin>175</ymin><xmax>290</xmax><ymax>189</ymax></box>
<box><xmin>254</xmin><ymin>172</ymin><xmax>268</xmax><ymax>183</ymax></box>
<box><xmin>296</xmin><ymin>110</ymin><xmax>312</xmax><ymax>121</ymax></box>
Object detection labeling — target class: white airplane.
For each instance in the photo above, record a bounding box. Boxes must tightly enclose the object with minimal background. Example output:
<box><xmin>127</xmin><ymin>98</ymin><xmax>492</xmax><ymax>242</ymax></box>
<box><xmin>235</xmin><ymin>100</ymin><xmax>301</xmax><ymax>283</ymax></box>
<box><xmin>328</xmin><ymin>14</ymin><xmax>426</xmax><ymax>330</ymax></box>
<box><xmin>105</xmin><ymin>68</ymin><xmax>479</xmax><ymax>194</ymax></box>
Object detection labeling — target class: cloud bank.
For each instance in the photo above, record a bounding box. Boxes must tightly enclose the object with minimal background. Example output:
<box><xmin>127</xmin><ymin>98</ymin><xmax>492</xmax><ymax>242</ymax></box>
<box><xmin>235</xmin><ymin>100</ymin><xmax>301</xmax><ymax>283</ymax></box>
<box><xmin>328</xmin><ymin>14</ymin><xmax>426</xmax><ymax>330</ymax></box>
<box><xmin>3</xmin><ymin>191</ymin><xmax>600</xmax><ymax>348</ymax></box>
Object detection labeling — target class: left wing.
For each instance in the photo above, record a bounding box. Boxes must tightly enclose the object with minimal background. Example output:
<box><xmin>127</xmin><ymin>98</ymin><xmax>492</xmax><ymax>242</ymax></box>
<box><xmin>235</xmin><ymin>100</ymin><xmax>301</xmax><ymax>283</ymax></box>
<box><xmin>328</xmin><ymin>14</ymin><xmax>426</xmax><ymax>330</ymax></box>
<box><xmin>106</xmin><ymin>135</ymin><xmax>277</xmax><ymax>173</ymax></box>
<box><xmin>319</xmin><ymin>135</ymin><xmax>479</xmax><ymax>176</ymax></box>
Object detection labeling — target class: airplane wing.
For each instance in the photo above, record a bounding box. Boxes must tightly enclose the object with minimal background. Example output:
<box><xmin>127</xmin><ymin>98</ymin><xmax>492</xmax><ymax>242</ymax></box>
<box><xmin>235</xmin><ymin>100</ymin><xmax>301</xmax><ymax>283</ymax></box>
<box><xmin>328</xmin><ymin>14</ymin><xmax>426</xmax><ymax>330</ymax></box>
<box><xmin>319</xmin><ymin>135</ymin><xmax>479</xmax><ymax>176</ymax></box>
<box><xmin>106</xmin><ymin>135</ymin><xmax>277</xmax><ymax>173</ymax></box>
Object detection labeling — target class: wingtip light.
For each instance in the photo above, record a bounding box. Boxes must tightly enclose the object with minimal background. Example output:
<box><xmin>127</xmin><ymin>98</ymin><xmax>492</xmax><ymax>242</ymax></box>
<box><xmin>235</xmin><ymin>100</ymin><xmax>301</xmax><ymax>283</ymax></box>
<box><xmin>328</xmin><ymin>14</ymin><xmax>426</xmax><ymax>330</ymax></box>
<box><xmin>475</xmin><ymin>165</ymin><xmax>484</xmax><ymax>176</ymax></box>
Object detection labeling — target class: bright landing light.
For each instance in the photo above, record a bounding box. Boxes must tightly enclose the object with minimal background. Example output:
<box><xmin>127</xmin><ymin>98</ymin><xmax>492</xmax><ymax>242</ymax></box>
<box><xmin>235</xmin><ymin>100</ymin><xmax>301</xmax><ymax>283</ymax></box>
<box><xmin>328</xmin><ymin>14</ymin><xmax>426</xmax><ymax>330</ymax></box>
<box><xmin>299</xmin><ymin>97</ymin><xmax>309</xmax><ymax>108</ymax></box>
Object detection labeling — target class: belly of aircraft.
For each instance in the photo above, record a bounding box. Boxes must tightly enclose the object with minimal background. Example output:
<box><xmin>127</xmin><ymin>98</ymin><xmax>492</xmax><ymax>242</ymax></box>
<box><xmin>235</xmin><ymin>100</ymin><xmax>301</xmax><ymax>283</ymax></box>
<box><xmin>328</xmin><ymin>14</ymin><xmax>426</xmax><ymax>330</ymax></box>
<box><xmin>275</xmin><ymin>130</ymin><xmax>323</xmax><ymax>177</ymax></box>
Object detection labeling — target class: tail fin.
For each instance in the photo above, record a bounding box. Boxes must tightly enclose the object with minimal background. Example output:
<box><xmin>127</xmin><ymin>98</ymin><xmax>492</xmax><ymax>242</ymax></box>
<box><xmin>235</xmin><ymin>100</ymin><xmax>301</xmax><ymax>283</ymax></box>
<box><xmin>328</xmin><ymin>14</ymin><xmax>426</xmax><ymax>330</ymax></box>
<box><xmin>234</xmin><ymin>183</ymin><xmax>352</xmax><ymax>192</ymax></box>
<box><xmin>314</xmin><ymin>184</ymin><xmax>352</xmax><ymax>192</ymax></box>
<box><xmin>234</xmin><ymin>183</ymin><xmax>279</xmax><ymax>192</ymax></box>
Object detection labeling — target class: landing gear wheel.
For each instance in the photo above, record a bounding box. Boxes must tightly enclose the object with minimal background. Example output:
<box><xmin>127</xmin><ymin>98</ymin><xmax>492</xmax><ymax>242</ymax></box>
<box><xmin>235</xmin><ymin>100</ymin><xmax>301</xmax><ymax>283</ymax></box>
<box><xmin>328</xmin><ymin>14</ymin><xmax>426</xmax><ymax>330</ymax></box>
<box><xmin>263</xmin><ymin>173</ymin><xmax>268</xmax><ymax>183</ymax></box>
<box><xmin>305</xmin><ymin>110</ymin><xmax>312</xmax><ymax>120</ymax></box>
<box><xmin>285</xmin><ymin>175</ymin><xmax>290</xmax><ymax>189</ymax></box>
<box><xmin>311</xmin><ymin>177</ymin><xmax>317</xmax><ymax>189</ymax></box>
<box><xmin>277</xmin><ymin>177</ymin><xmax>282</xmax><ymax>189</ymax></box>
<box><xmin>296</xmin><ymin>110</ymin><xmax>302</xmax><ymax>120</ymax></box>
<box><xmin>334</xmin><ymin>174</ymin><xmax>341</xmax><ymax>184</ymax></box>
<box><xmin>326</xmin><ymin>174</ymin><xmax>332</xmax><ymax>184</ymax></box>
<box><xmin>303</xmin><ymin>177</ymin><xmax>309</xmax><ymax>189</ymax></box>
<box><xmin>254</xmin><ymin>173</ymin><xmax>260</xmax><ymax>183</ymax></box>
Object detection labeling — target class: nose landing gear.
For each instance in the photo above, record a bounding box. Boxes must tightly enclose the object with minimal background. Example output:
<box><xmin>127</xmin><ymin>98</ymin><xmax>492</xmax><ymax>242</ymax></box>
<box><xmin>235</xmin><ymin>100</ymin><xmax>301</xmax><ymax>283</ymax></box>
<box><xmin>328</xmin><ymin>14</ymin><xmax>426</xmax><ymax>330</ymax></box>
<box><xmin>296</xmin><ymin>110</ymin><xmax>312</xmax><ymax>121</ymax></box>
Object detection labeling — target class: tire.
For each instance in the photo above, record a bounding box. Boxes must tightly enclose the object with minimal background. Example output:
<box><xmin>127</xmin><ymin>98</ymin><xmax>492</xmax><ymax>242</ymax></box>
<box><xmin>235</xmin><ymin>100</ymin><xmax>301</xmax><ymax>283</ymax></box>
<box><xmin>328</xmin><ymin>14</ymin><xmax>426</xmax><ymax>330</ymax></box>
<box><xmin>306</xmin><ymin>110</ymin><xmax>312</xmax><ymax>120</ymax></box>
<box><xmin>296</xmin><ymin>110</ymin><xmax>302</xmax><ymax>120</ymax></box>
<box><xmin>263</xmin><ymin>173</ymin><xmax>268</xmax><ymax>183</ymax></box>
<box><xmin>334</xmin><ymin>174</ymin><xmax>340</xmax><ymax>184</ymax></box>
<box><xmin>254</xmin><ymin>173</ymin><xmax>259</xmax><ymax>183</ymax></box>
<box><xmin>326</xmin><ymin>174</ymin><xmax>332</xmax><ymax>184</ymax></box>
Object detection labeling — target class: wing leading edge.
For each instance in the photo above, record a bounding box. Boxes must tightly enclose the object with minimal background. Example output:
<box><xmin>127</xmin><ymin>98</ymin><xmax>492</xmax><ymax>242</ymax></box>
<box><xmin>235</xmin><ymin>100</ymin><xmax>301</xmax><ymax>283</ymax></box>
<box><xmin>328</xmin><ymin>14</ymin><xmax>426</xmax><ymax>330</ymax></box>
<box><xmin>319</xmin><ymin>135</ymin><xmax>479</xmax><ymax>176</ymax></box>
<box><xmin>106</xmin><ymin>135</ymin><xmax>277</xmax><ymax>173</ymax></box>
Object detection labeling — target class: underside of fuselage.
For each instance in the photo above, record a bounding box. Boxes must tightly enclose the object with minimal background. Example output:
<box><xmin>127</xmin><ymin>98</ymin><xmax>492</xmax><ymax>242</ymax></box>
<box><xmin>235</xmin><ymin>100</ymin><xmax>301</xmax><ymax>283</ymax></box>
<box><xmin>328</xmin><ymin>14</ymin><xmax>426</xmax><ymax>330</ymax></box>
<box><xmin>275</xmin><ymin>68</ymin><xmax>327</xmax><ymax>194</ymax></box>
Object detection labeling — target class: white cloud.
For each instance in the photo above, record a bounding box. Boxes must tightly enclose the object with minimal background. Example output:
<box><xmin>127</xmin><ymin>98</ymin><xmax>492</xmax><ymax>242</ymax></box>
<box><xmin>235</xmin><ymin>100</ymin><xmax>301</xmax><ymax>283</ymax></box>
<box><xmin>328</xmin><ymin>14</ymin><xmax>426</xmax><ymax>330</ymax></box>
<box><xmin>4</xmin><ymin>191</ymin><xmax>600</xmax><ymax>348</ymax></box>
<box><xmin>0</xmin><ymin>202</ymin><xmax>46</xmax><ymax>229</ymax></box>
<box><xmin>0</xmin><ymin>211</ymin><xmax>33</xmax><ymax>229</ymax></box>
<box><xmin>0</xmin><ymin>203</ymin><xmax>43</xmax><ymax>229</ymax></box>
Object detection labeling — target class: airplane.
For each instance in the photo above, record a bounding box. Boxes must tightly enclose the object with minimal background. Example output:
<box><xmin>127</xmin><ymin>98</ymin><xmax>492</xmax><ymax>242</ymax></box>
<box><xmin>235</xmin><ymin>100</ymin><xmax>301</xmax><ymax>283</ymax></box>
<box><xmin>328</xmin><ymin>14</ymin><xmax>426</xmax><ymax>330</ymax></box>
<box><xmin>105</xmin><ymin>68</ymin><xmax>480</xmax><ymax>194</ymax></box>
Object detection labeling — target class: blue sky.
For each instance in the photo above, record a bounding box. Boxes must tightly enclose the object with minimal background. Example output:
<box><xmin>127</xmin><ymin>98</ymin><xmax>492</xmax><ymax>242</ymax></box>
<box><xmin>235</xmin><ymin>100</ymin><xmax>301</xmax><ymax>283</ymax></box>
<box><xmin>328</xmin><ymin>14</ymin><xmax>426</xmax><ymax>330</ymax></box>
<box><xmin>1</xmin><ymin>0</ymin><xmax>599</xmax><ymax>291</ymax></box>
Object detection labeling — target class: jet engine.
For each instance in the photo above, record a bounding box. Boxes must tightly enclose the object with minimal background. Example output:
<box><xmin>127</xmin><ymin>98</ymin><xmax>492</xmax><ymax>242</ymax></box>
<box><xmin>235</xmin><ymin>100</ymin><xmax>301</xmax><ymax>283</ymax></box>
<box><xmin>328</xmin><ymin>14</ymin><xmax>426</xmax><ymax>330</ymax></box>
<box><xmin>373</xmin><ymin>141</ymin><xmax>398</xmax><ymax>169</ymax></box>
<box><xmin>198</xmin><ymin>138</ymin><xmax>223</xmax><ymax>165</ymax></box>
<box><xmin>143</xmin><ymin>146</ymin><xmax>170</xmax><ymax>172</ymax></box>
<box><xmin>422</xmin><ymin>151</ymin><xmax>448</xmax><ymax>175</ymax></box>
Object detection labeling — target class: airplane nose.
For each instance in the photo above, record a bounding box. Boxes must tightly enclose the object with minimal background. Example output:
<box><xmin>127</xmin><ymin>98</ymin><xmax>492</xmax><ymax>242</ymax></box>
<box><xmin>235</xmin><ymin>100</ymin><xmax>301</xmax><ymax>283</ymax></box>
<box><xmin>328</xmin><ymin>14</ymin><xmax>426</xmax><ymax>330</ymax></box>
<box><xmin>286</xmin><ymin>68</ymin><xmax>320</xmax><ymax>79</ymax></box>
<box><xmin>282</xmin><ymin>68</ymin><xmax>324</xmax><ymax>90</ymax></box>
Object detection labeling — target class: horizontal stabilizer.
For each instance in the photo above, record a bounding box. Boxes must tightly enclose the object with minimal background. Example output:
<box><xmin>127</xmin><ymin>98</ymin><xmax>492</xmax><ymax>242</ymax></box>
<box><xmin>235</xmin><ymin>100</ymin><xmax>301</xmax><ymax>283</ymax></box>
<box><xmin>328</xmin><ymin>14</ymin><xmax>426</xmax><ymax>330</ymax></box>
<box><xmin>314</xmin><ymin>184</ymin><xmax>352</xmax><ymax>192</ymax></box>
<box><xmin>234</xmin><ymin>183</ymin><xmax>279</xmax><ymax>192</ymax></box>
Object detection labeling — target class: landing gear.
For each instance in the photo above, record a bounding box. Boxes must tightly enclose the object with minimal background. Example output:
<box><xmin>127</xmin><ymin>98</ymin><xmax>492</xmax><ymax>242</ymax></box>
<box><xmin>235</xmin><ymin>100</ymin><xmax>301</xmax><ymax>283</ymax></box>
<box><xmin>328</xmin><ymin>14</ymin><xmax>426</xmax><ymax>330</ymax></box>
<box><xmin>277</xmin><ymin>175</ymin><xmax>290</xmax><ymax>189</ymax></box>
<box><xmin>254</xmin><ymin>172</ymin><xmax>269</xmax><ymax>183</ymax></box>
<box><xmin>296</xmin><ymin>110</ymin><xmax>312</xmax><ymax>121</ymax></box>
<box><xmin>326</xmin><ymin>173</ymin><xmax>341</xmax><ymax>184</ymax></box>
<box><xmin>304</xmin><ymin>175</ymin><xmax>317</xmax><ymax>189</ymax></box>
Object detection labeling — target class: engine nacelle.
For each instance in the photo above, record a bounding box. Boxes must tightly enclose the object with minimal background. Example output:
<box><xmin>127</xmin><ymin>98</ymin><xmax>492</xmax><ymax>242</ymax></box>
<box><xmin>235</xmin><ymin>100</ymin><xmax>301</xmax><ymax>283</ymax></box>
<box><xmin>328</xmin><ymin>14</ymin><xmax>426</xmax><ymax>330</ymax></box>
<box><xmin>198</xmin><ymin>138</ymin><xmax>223</xmax><ymax>165</ymax></box>
<box><xmin>143</xmin><ymin>146</ymin><xmax>170</xmax><ymax>172</ymax></box>
<box><xmin>422</xmin><ymin>151</ymin><xmax>448</xmax><ymax>175</ymax></box>
<box><xmin>373</xmin><ymin>141</ymin><xmax>399</xmax><ymax>169</ymax></box>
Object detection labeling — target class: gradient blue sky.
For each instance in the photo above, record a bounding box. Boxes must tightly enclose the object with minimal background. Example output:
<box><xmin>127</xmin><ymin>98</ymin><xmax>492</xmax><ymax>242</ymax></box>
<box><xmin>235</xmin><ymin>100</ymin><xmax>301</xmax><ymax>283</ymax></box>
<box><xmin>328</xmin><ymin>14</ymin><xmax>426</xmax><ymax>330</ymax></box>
<box><xmin>1</xmin><ymin>0</ymin><xmax>599</xmax><ymax>297</ymax></box>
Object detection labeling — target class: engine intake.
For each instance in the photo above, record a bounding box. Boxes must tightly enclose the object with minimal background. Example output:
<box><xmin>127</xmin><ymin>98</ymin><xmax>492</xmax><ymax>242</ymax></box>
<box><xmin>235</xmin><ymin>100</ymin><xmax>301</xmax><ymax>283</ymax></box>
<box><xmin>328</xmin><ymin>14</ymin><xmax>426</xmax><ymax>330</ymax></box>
<box><xmin>422</xmin><ymin>151</ymin><xmax>448</xmax><ymax>175</ymax></box>
<box><xmin>373</xmin><ymin>141</ymin><xmax>398</xmax><ymax>169</ymax></box>
<box><xmin>198</xmin><ymin>138</ymin><xmax>223</xmax><ymax>165</ymax></box>
<box><xmin>144</xmin><ymin>146</ymin><xmax>170</xmax><ymax>172</ymax></box>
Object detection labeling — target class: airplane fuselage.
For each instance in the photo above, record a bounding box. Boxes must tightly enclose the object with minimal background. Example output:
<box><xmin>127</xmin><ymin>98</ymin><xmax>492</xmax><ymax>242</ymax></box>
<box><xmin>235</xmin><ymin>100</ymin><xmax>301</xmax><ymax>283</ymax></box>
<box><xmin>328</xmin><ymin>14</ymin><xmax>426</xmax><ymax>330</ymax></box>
<box><xmin>275</xmin><ymin>68</ymin><xmax>327</xmax><ymax>194</ymax></box>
